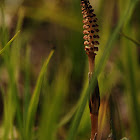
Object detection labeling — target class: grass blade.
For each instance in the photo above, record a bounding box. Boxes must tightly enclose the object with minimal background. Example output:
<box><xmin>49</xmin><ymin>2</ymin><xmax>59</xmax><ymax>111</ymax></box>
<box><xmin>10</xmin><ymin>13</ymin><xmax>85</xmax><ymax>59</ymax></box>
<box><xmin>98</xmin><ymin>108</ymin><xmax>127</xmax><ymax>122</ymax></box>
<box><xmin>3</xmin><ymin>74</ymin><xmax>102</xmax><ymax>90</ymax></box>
<box><xmin>25</xmin><ymin>49</ymin><xmax>54</xmax><ymax>139</ymax></box>
<box><xmin>39</xmin><ymin>63</ymin><xmax>70</xmax><ymax>140</ymax></box>
<box><xmin>121</xmin><ymin>32</ymin><xmax>140</xmax><ymax>46</ymax></box>
<box><xmin>0</xmin><ymin>31</ymin><xmax>20</xmax><ymax>55</ymax></box>
<box><xmin>125</xmin><ymin>34</ymin><xmax>140</xmax><ymax>139</ymax></box>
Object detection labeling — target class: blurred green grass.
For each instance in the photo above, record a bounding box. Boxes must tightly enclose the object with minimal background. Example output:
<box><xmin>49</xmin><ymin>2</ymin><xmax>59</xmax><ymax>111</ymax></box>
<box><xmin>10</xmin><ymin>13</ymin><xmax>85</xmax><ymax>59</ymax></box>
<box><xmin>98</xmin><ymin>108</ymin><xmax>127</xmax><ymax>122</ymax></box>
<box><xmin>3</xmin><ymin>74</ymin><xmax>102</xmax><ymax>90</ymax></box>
<box><xmin>0</xmin><ymin>0</ymin><xmax>140</xmax><ymax>140</ymax></box>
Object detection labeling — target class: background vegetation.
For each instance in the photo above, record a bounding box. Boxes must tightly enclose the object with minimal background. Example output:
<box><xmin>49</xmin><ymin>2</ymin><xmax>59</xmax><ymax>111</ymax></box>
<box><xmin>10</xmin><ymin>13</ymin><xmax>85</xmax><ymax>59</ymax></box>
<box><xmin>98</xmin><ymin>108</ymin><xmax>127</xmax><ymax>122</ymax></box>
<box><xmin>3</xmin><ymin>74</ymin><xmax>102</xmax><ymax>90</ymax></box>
<box><xmin>0</xmin><ymin>0</ymin><xmax>140</xmax><ymax>140</ymax></box>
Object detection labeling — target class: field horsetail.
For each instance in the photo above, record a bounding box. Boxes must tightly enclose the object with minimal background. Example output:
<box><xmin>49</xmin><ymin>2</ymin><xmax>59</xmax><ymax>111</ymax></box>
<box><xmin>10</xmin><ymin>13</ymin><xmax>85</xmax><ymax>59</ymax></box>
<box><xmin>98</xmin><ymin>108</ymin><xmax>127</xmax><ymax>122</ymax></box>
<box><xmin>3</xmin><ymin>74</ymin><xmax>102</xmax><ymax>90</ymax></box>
<box><xmin>81</xmin><ymin>0</ymin><xmax>100</xmax><ymax>139</ymax></box>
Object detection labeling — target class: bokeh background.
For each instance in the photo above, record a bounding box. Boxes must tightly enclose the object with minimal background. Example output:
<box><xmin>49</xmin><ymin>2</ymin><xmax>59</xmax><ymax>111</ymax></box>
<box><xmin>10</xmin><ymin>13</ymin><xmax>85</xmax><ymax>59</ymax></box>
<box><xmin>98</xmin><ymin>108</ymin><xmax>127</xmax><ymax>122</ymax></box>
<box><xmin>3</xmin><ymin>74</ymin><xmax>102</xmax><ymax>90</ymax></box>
<box><xmin>0</xmin><ymin>0</ymin><xmax>140</xmax><ymax>140</ymax></box>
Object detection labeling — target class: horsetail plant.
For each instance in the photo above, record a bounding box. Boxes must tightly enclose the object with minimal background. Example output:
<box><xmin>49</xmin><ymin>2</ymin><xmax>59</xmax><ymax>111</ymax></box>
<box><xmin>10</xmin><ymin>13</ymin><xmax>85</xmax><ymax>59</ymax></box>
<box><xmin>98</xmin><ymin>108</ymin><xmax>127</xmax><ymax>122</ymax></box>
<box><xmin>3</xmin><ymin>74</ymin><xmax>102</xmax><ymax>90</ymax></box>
<box><xmin>81</xmin><ymin>0</ymin><xmax>100</xmax><ymax>139</ymax></box>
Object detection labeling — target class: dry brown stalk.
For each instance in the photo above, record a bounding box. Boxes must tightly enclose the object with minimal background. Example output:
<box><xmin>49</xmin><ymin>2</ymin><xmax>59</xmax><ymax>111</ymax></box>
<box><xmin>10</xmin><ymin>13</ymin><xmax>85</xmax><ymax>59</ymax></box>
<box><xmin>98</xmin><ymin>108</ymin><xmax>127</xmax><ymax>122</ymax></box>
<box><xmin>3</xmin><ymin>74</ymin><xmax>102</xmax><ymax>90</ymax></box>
<box><xmin>81</xmin><ymin>0</ymin><xmax>100</xmax><ymax>139</ymax></box>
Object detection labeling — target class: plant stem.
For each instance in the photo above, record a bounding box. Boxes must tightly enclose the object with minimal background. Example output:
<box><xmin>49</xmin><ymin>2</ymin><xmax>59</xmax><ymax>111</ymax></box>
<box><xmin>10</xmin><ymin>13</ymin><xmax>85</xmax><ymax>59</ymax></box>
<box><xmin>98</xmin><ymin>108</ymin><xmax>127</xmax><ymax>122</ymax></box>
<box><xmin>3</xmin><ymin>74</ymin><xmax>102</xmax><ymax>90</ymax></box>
<box><xmin>88</xmin><ymin>55</ymin><xmax>100</xmax><ymax>140</ymax></box>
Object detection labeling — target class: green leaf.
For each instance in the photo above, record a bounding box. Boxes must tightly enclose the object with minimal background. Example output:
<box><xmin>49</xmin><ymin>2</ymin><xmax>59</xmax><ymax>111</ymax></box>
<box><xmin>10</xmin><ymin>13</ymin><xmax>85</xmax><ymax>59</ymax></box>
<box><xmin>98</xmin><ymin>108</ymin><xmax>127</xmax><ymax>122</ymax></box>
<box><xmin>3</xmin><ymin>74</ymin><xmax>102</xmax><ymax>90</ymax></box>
<box><xmin>0</xmin><ymin>31</ymin><xmax>20</xmax><ymax>55</ymax></box>
<box><xmin>25</xmin><ymin>49</ymin><xmax>54</xmax><ymax>139</ymax></box>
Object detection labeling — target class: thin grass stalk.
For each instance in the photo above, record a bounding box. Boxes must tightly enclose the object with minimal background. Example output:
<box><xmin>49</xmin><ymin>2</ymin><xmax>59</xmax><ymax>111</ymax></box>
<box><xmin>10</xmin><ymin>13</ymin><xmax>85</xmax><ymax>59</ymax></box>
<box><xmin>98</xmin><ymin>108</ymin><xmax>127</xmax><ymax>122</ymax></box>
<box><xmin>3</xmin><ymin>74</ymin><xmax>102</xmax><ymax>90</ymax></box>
<box><xmin>0</xmin><ymin>31</ymin><xmax>20</xmax><ymax>54</ymax></box>
<box><xmin>39</xmin><ymin>62</ymin><xmax>70</xmax><ymax>140</ymax></box>
<box><xmin>120</xmin><ymin>32</ymin><xmax>140</xmax><ymax>46</ymax></box>
<box><xmin>125</xmin><ymin>31</ymin><xmax>140</xmax><ymax>139</ymax></box>
<box><xmin>0</xmin><ymin>5</ymin><xmax>21</xmax><ymax>140</ymax></box>
<box><xmin>23</xmin><ymin>46</ymin><xmax>31</xmax><ymax>127</ymax></box>
<box><xmin>0</xmin><ymin>29</ymin><xmax>21</xmax><ymax>140</ymax></box>
<box><xmin>25</xmin><ymin>49</ymin><xmax>54</xmax><ymax>140</ymax></box>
